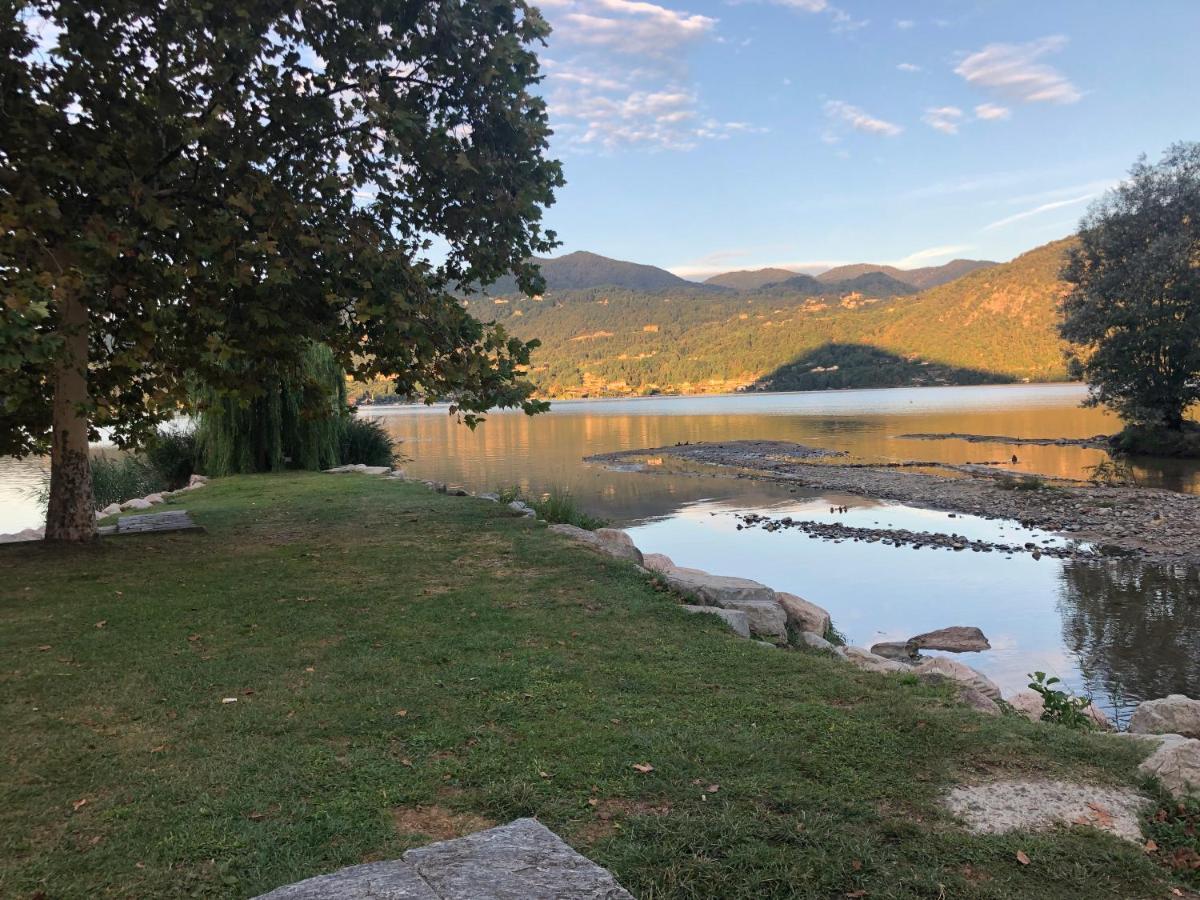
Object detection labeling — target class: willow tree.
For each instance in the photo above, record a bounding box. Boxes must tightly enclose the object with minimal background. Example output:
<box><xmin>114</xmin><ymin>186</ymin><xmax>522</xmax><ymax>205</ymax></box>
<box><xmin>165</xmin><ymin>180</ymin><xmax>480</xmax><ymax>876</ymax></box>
<box><xmin>0</xmin><ymin>1</ymin><xmax>560</xmax><ymax>541</ymax></box>
<box><xmin>1060</xmin><ymin>143</ymin><xmax>1200</xmax><ymax>433</ymax></box>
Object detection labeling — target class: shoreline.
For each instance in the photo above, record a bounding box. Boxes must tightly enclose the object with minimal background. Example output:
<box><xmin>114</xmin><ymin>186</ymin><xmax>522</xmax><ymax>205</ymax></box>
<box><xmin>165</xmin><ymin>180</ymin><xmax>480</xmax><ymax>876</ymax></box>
<box><xmin>586</xmin><ymin>440</ymin><xmax>1200</xmax><ymax>563</ymax></box>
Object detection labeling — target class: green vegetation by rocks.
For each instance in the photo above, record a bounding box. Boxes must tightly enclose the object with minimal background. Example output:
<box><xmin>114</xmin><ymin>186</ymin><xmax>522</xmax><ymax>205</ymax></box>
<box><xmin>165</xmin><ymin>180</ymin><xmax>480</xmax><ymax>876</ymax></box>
<box><xmin>0</xmin><ymin>473</ymin><xmax>1188</xmax><ymax>898</ymax></box>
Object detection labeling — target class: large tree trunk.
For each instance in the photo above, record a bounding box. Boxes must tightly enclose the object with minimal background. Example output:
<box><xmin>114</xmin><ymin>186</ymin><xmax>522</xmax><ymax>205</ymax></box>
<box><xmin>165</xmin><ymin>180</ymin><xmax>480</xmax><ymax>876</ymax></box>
<box><xmin>45</xmin><ymin>290</ymin><xmax>96</xmax><ymax>542</ymax></box>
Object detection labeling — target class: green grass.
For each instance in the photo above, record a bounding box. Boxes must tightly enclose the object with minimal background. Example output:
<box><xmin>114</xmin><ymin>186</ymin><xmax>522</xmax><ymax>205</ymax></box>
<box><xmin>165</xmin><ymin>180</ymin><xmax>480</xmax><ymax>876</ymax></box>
<box><xmin>0</xmin><ymin>474</ymin><xmax>1182</xmax><ymax>898</ymax></box>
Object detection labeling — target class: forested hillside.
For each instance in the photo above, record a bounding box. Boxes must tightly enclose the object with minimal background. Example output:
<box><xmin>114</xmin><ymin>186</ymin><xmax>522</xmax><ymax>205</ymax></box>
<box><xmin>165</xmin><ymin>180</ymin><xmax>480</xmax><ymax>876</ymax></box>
<box><xmin>437</xmin><ymin>239</ymin><xmax>1074</xmax><ymax>400</ymax></box>
<box><xmin>816</xmin><ymin>258</ymin><xmax>998</xmax><ymax>289</ymax></box>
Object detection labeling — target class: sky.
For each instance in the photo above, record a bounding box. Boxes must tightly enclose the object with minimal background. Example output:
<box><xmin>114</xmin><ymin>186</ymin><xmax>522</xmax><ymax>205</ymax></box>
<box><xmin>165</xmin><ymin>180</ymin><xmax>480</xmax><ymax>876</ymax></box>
<box><xmin>533</xmin><ymin>0</ymin><xmax>1200</xmax><ymax>279</ymax></box>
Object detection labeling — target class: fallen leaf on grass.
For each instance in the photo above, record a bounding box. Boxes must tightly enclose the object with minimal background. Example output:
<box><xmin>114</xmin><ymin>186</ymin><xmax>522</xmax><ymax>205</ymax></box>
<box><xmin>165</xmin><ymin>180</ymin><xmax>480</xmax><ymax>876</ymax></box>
<box><xmin>304</xmin><ymin>666</ymin><xmax>315</xmax><ymax>673</ymax></box>
<box><xmin>150</xmin><ymin>745</ymin><xmax>167</xmax><ymax>753</ymax></box>
<box><xmin>248</xmin><ymin>811</ymin><xmax>265</xmax><ymax>821</ymax></box>
<box><xmin>1015</xmin><ymin>850</ymin><xmax>1030</xmax><ymax>866</ymax></box>
<box><xmin>72</xmin><ymin>798</ymin><xmax>88</xmax><ymax>811</ymax></box>
<box><xmin>37</xmin><ymin>645</ymin><xmax>51</xmax><ymax>652</ymax></box>
<box><xmin>851</xmin><ymin>860</ymin><xmax>862</xmax><ymax>871</ymax></box>
<box><xmin>631</xmin><ymin>763</ymin><xmax>654</xmax><ymax>773</ymax></box>
<box><xmin>706</xmin><ymin>784</ymin><xmax>720</xmax><ymax>794</ymax></box>
<box><xmin>539</xmin><ymin>771</ymin><xmax>552</xmax><ymax>779</ymax></box>
<box><xmin>400</xmin><ymin>758</ymin><xmax>414</xmax><ymax>768</ymax></box>
<box><xmin>394</xmin><ymin>709</ymin><xmax>408</xmax><ymax>717</ymax></box>
<box><xmin>95</xmin><ymin>621</ymin><xmax>106</xmax><ymax>629</ymax></box>
<box><xmin>221</xmin><ymin>697</ymin><xmax>238</xmax><ymax>704</ymax></box>
<box><xmin>1145</xmin><ymin>839</ymin><xmax>1158</xmax><ymax>853</ymax></box>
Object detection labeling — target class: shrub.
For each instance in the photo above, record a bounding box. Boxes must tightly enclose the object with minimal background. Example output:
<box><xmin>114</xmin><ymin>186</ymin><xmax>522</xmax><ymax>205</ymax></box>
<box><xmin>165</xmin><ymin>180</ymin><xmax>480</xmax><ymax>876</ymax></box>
<box><xmin>90</xmin><ymin>455</ymin><xmax>167</xmax><ymax>510</ymax></box>
<box><xmin>529</xmin><ymin>488</ymin><xmax>608</xmax><ymax>530</ymax></box>
<box><xmin>1110</xmin><ymin>423</ymin><xmax>1200</xmax><ymax>459</ymax></box>
<box><xmin>144</xmin><ymin>428</ymin><xmax>199</xmax><ymax>489</ymax></box>
<box><xmin>997</xmin><ymin>474</ymin><xmax>1049</xmax><ymax>491</ymax></box>
<box><xmin>1027</xmin><ymin>671</ymin><xmax>1095</xmax><ymax>731</ymax></box>
<box><xmin>1085</xmin><ymin>457</ymin><xmax>1136</xmax><ymax>486</ymax></box>
<box><xmin>337</xmin><ymin>415</ymin><xmax>397</xmax><ymax>467</ymax></box>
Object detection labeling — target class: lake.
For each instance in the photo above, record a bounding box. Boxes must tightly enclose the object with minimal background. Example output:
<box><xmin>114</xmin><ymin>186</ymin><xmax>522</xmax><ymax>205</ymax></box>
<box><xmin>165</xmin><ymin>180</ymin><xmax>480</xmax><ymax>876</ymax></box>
<box><xmin>3</xmin><ymin>383</ymin><xmax>1198</xmax><ymax>723</ymax></box>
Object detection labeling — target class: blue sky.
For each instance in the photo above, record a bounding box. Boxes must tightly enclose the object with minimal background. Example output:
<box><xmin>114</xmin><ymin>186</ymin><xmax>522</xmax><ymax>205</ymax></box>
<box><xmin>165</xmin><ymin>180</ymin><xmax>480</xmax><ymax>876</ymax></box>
<box><xmin>534</xmin><ymin>0</ymin><xmax>1199</xmax><ymax>278</ymax></box>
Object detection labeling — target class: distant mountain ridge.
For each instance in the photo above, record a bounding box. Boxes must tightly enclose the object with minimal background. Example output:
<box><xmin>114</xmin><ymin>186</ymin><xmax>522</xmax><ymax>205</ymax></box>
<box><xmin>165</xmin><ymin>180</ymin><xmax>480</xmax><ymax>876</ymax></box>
<box><xmin>484</xmin><ymin>250</ymin><xmax>722</xmax><ymax>295</ymax></box>
<box><xmin>816</xmin><ymin>258</ymin><xmax>997</xmax><ymax>290</ymax></box>
<box><xmin>703</xmin><ymin>267</ymin><xmax>799</xmax><ymax>291</ymax></box>
<box><xmin>449</xmin><ymin>237</ymin><xmax>1076</xmax><ymax>399</ymax></box>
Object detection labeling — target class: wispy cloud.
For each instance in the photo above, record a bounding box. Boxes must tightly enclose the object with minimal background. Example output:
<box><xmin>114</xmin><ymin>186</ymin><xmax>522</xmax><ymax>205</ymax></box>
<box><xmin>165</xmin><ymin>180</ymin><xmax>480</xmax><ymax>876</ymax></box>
<box><xmin>896</xmin><ymin>62</ymin><xmax>922</xmax><ymax>72</ymax></box>
<box><xmin>955</xmin><ymin>36</ymin><xmax>1082</xmax><ymax>104</ymax></box>
<box><xmin>895</xmin><ymin>19</ymin><xmax>915</xmax><ymax>29</ymax></box>
<box><xmin>543</xmin><ymin>1</ymin><xmax>762</xmax><ymax>151</ymax></box>
<box><xmin>737</xmin><ymin>0</ymin><xmax>868</xmax><ymax>33</ymax></box>
<box><xmin>894</xmin><ymin>244</ymin><xmax>974</xmax><ymax>267</ymax></box>
<box><xmin>922</xmin><ymin>106</ymin><xmax>964</xmax><ymax>135</ymax></box>
<box><xmin>983</xmin><ymin>192</ymin><xmax>1097</xmax><ymax>230</ymax></box>
<box><xmin>823</xmin><ymin>100</ymin><xmax>902</xmax><ymax>139</ymax></box>
<box><xmin>974</xmin><ymin>102</ymin><xmax>1011</xmax><ymax>121</ymax></box>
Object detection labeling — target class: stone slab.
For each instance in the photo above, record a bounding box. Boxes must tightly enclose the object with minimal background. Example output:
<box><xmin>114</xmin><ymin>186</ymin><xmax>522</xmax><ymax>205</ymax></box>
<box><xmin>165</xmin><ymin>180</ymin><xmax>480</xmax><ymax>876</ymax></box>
<box><xmin>254</xmin><ymin>819</ymin><xmax>633</xmax><ymax>900</ymax></box>
<box><xmin>682</xmin><ymin>604</ymin><xmax>751</xmax><ymax>638</ymax></box>
<box><xmin>100</xmin><ymin>510</ymin><xmax>203</xmax><ymax>537</ymax></box>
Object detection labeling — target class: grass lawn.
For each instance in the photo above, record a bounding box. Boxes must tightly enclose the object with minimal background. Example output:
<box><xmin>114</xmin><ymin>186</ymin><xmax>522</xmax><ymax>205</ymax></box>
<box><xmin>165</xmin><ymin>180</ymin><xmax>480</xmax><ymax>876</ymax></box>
<box><xmin>0</xmin><ymin>473</ymin><xmax>1182</xmax><ymax>898</ymax></box>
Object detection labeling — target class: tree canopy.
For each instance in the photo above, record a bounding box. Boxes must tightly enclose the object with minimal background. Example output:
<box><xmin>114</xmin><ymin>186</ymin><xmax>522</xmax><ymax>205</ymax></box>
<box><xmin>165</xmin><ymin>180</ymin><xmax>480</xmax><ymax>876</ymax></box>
<box><xmin>1060</xmin><ymin>143</ymin><xmax>1200</xmax><ymax>431</ymax></box>
<box><xmin>0</xmin><ymin>1</ymin><xmax>562</xmax><ymax>539</ymax></box>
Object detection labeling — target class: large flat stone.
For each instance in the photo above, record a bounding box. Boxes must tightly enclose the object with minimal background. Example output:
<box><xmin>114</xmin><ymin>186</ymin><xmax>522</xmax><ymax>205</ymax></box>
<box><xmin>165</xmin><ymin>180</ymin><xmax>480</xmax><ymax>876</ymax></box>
<box><xmin>256</xmin><ymin>860</ymin><xmax>439</xmax><ymax>899</ymax></box>
<box><xmin>914</xmin><ymin>657</ymin><xmax>1002</xmax><ymax>701</ymax></box>
<box><xmin>907</xmin><ymin>626</ymin><xmax>990</xmax><ymax>654</ymax></box>
<box><xmin>256</xmin><ymin>819</ymin><xmax>632</xmax><ymax>900</ymax></box>
<box><xmin>662</xmin><ymin>567</ymin><xmax>775</xmax><ymax>607</ymax></box>
<box><xmin>1130</xmin><ymin>695</ymin><xmax>1200</xmax><ymax>739</ymax></box>
<box><xmin>405</xmin><ymin>818</ymin><xmax>634</xmax><ymax>900</ymax></box>
<box><xmin>776</xmin><ymin>592</ymin><xmax>831</xmax><ymax>636</ymax></box>
<box><xmin>547</xmin><ymin>524</ymin><xmax>643</xmax><ymax>565</ymax></box>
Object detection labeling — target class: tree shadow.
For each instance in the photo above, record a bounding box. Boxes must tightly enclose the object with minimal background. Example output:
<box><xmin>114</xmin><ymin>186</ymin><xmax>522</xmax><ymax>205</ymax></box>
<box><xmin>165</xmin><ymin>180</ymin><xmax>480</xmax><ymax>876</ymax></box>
<box><xmin>750</xmin><ymin>343</ymin><xmax>1015</xmax><ymax>392</ymax></box>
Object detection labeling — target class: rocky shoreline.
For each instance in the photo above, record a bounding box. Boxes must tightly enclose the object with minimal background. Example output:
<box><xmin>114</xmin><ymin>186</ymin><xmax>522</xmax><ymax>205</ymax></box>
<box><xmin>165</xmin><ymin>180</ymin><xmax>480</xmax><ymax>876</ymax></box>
<box><xmin>896</xmin><ymin>431</ymin><xmax>1114</xmax><ymax>449</ymax></box>
<box><xmin>585</xmin><ymin>440</ymin><xmax>1200</xmax><ymax>563</ymax></box>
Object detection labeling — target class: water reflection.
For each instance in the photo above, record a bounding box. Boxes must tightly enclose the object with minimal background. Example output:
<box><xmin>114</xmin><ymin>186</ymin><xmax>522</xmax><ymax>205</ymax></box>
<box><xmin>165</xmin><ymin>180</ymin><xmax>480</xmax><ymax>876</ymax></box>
<box><xmin>1059</xmin><ymin>560</ymin><xmax>1200</xmax><ymax>725</ymax></box>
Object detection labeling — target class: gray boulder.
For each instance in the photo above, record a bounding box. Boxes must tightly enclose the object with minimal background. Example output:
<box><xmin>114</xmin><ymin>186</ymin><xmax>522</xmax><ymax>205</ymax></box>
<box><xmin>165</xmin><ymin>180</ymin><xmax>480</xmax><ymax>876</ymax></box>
<box><xmin>907</xmin><ymin>626</ymin><xmax>990</xmax><ymax>653</ymax></box>
<box><xmin>256</xmin><ymin>818</ymin><xmax>633</xmax><ymax>899</ymax></box>
<box><xmin>99</xmin><ymin>502</ymin><xmax>123</xmax><ymax>517</ymax></box>
<box><xmin>1137</xmin><ymin>735</ymin><xmax>1200</xmax><ymax>798</ymax></box>
<box><xmin>843</xmin><ymin>646</ymin><xmax>908</xmax><ymax>674</ymax></box>
<box><xmin>547</xmin><ymin>524</ymin><xmax>643</xmax><ymax>564</ymax></box>
<box><xmin>776</xmin><ymin>592</ymin><xmax>831</xmax><ymax>636</ymax></box>
<box><xmin>870</xmin><ymin>641</ymin><xmax>917</xmax><ymax>662</ymax></box>
<box><xmin>121</xmin><ymin>497</ymin><xmax>153</xmax><ymax>510</ymax></box>
<box><xmin>1130</xmin><ymin>695</ymin><xmax>1200</xmax><ymax>739</ymax></box>
<box><xmin>642</xmin><ymin>552</ymin><xmax>675</xmax><ymax>574</ymax></box>
<box><xmin>682</xmin><ymin>605</ymin><xmax>750</xmax><ymax>638</ymax></box>
<box><xmin>662</xmin><ymin>567</ymin><xmax>775</xmax><ymax>607</ymax></box>
<box><xmin>958</xmin><ymin>687</ymin><xmax>1001</xmax><ymax>716</ymax></box>
<box><xmin>914</xmin><ymin>657</ymin><xmax>1002</xmax><ymax>701</ymax></box>
<box><xmin>795</xmin><ymin>631</ymin><xmax>837</xmax><ymax>653</ymax></box>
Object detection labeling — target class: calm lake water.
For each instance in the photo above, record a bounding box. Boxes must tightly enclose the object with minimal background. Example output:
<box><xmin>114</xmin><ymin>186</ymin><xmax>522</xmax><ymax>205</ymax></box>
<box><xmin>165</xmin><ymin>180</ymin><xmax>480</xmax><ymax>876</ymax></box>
<box><xmin>3</xmin><ymin>384</ymin><xmax>1198</xmax><ymax>723</ymax></box>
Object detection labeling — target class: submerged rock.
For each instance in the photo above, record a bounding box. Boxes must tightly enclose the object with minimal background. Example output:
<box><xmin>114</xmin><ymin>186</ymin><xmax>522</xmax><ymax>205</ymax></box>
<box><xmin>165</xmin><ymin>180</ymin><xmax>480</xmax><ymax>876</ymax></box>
<box><xmin>1130</xmin><ymin>695</ymin><xmax>1200</xmax><ymax>739</ymax></box>
<box><xmin>682</xmin><ymin>605</ymin><xmax>750</xmax><ymax>638</ymax></box>
<box><xmin>906</xmin><ymin>626</ymin><xmax>990</xmax><ymax>654</ymax></box>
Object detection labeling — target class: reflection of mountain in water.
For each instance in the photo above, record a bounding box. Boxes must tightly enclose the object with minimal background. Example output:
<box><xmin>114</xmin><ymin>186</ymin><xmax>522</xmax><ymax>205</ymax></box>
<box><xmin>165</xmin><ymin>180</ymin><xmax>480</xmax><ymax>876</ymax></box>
<box><xmin>1058</xmin><ymin>560</ymin><xmax>1200</xmax><ymax>717</ymax></box>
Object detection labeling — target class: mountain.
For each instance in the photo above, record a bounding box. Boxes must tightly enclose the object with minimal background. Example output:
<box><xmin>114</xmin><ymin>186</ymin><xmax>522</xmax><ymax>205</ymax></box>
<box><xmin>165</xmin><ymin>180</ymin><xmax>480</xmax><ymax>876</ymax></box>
<box><xmin>759</xmin><ymin>271</ymin><xmax>917</xmax><ymax>298</ymax></box>
<box><xmin>484</xmin><ymin>251</ymin><xmax>721</xmax><ymax>295</ymax></box>
<box><xmin>704</xmin><ymin>267</ymin><xmax>800</xmax><ymax>291</ymax></box>
<box><xmin>817</xmin><ymin>258</ymin><xmax>997</xmax><ymax>290</ymax></box>
<box><xmin>449</xmin><ymin>238</ymin><xmax>1074</xmax><ymax>399</ymax></box>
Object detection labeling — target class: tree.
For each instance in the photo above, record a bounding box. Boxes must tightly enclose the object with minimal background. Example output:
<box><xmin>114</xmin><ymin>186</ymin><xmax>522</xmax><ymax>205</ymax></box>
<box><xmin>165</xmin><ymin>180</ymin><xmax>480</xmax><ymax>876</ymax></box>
<box><xmin>1060</xmin><ymin>143</ymin><xmax>1200</xmax><ymax>431</ymax></box>
<box><xmin>0</xmin><ymin>1</ymin><xmax>561</xmax><ymax>541</ymax></box>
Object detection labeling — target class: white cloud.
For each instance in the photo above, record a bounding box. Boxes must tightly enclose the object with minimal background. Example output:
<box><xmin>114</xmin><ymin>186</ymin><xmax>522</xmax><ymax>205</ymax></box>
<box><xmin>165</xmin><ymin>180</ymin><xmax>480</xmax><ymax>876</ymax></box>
<box><xmin>896</xmin><ymin>62</ymin><xmax>922</xmax><ymax>72</ymax></box>
<box><xmin>736</xmin><ymin>1</ymin><xmax>867</xmax><ymax>34</ymax></box>
<box><xmin>922</xmin><ymin>106</ymin><xmax>963</xmax><ymax>135</ymax></box>
<box><xmin>824</xmin><ymin>100</ymin><xmax>902</xmax><ymax>138</ymax></box>
<box><xmin>955</xmin><ymin>36</ymin><xmax>1082</xmax><ymax>104</ymax></box>
<box><xmin>894</xmin><ymin>244</ymin><xmax>974</xmax><ymax>266</ymax></box>
<box><xmin>974</xmin><ymin>102</ymin><xmax>1011</xmax><ymax>121</ymax></box>
<box><xmin>983</xmin><ymin>192</ymin><xmax>1098</xmax><ymax>231</ymax></box>
<box><xmin>543</xmin><ymin>2</ymin><xmax>760</xmax><ymax>151</ymax></box>
<box><xmin>895</xmin><ymin>19</ymin><xmax>915</xmax><ymax>29</ymax></box>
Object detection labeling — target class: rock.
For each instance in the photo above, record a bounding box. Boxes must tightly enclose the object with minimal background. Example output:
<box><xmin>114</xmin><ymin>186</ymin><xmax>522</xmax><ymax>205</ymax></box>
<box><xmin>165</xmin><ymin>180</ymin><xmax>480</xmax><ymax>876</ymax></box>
<box><xmin>256</xmin><ymin>818</ymin><xmax>633</xmax><ymax>899</ymax></box>
<box><xmin>361</xmin><ymin>466</ymin><xmax>391</xmax><ymax>476</ymax></box>
<box><xmin>795</xmin><ymin>631</ymin><xmax>836</xmax><ymax>653</ymax></box>
<box><xmin>642</xmin><ymin>552</ymin><xmax>676</xmax><ymax>574</ymax></box>
<box><xmin>1138</xmin><ymin>736</ymin><xmax>1200</xmax><ymax>798</ymax></box>
<box><xmin>99</xmin><ymin>503</ymin><xmax>122</xmax><ymax>517</ymax></box>
<box><xmin>662</xmin><ymin>567</ymin><xmax>775</xmax><ymax>607</ymax></box>
<box><xmin>869</xmin><ymin>641</ymin><xmax>917</xmax><ymax>662</ymax></box>
<box><xmin>121</xmin><ymin>498</ymin><xmax>153</xmax><ymax>510</ymax></box>
<box><xmin>944</xmin><ymin>779</ymin><xmax>1149</xmax><ymax>843</ymax></box>
<box><xmin>1130</xmin><ymin>695</ymin><xmax>1200</xmax><ymax>738</ymax></box>
<box><xmin>776</xmin><ymin>592</ymin><xmax>831</xmax><ymax>636</ymax></box>
<box><xmin>143</xmin><ymin>493</ymin><xmax>164</xmax><ymax>505</ymax></box>
<box><xmin>958</xmin><ymin>687</ymin><xmax>1001</xmax><ymax>716</ymax></box>
<box><xmin>547</xmin><ymin>524</ymin><xmax>642</xmax><ymax>564</ymax></box>
<box><xmin>0</xmin><ymin>527</ymin><xmax>44</xmax><ymax>543</ymax></box>
<box><xmin>405</xmin><ymin>818</ymin><xmax>634</xmax><ymax>900</ymax></box>
<box><xmin>188</xmin><ymin>474</ymin><xmax>208</xmax><ymax>486</ymax></box>
<box><xmin>719</xmin><ymin>599</ymin><xmax>787</xmax><ymax>644</ymax></box>
<box><xmin>843</xmin><ymin>646</ymin><xmax>908</xmax><ymax>674</ymax></box>
<box><xmin>1006</xmin><ymin>690</ymin><xmax>1046</xmax><ymax>722</ymax></box>
<box><xmin>682</xmin><ymin>605</ymin><xmax>750</xmax><ymax>638</ymax></box>
<box><xmin>914</xmin><ymin>657</ymin><xmax>1002</xmax><ymax>701</ymax></box>
<box><xmin>906</xmin><ymin>626</ymin><xmax>990</xmax><ymax>654</ymax></box>
<box><xmin>478</xmin><ymin>493</ymin><xmax>500</xmax><ymax>502</ymax></box>
<box><xmin>389</xmin><ymin>469</ymin><xmax>407</xmax><ymax>479</ymax></box>
<box><xmin>508</xmin><ymin>500</ymin><xmax>531</xmax><ymax>514</ymax></box>
<box><xmin>593</xmin><ymin>529</ymin><xmax>645</xmax><ymax>565</ymax></box>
